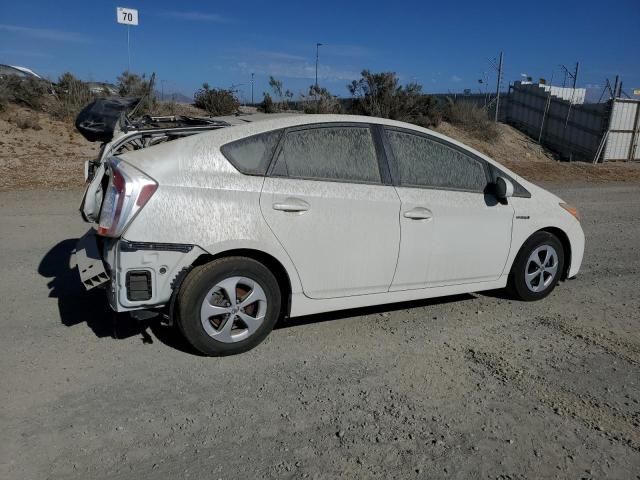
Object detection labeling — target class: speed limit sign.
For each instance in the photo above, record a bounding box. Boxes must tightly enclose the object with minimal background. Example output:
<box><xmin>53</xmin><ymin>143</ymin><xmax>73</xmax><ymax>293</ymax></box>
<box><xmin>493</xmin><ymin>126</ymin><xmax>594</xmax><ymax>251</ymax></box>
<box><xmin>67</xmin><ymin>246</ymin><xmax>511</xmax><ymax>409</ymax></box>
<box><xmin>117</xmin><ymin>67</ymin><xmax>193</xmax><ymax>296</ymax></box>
<box><xmin>117</xmin><ymin>7</ymin><xmax>139</xmax><ymax>26</ymax></box>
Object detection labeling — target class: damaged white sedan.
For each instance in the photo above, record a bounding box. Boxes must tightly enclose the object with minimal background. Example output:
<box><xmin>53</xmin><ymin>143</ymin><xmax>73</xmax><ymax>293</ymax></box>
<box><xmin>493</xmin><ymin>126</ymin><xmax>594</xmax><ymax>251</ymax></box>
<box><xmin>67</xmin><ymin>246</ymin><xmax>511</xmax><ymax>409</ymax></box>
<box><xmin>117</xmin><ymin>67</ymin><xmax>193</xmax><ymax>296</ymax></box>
<box><xmin>76</xmin><ymin>109</ymin><xmax>584</xmax><ymax>356</ymax></box>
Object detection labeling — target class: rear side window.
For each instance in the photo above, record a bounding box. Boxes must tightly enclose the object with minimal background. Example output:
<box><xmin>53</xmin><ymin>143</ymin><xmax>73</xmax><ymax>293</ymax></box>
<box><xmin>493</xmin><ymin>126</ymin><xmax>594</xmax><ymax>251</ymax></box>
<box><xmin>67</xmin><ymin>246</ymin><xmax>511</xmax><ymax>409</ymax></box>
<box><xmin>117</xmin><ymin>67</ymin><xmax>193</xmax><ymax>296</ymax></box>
<box><xmin>221</xmin><ymin>130</ymin><xmax>282</xmax><ymax>175</ymax></box>
<box><xmin>272</xmin><ymin>126</ymin><xmax>381</xmax><ymax>183</ymax></box>
<box><xmin>386</xmin><ymin>129</ymin><xmax>488</xmax><ymax>191</ymax></box>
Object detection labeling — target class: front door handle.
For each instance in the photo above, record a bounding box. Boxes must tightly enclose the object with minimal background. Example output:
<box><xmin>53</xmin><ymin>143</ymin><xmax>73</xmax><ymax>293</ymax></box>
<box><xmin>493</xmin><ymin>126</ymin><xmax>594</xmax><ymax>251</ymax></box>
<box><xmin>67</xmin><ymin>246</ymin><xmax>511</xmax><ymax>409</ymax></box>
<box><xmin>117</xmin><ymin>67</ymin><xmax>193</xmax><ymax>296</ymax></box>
<box><xmin>403</xmin><ymin>207</ymin><xmax>432</xmax><ymax>220</ymax></box>
<box><xmin>272</xmin><ymin>198</ymin><xmax>310</xmax><ymax>213</ymax></box>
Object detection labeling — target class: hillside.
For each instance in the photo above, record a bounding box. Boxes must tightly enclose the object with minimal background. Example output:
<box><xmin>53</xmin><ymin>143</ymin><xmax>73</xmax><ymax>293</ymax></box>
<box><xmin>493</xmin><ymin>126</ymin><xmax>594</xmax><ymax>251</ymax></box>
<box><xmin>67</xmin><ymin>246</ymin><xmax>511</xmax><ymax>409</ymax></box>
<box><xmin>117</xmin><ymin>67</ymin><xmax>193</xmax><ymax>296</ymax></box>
<box><xmin>435</xmin><ymin>121</ymin><xmax>640</xmax><ymax>183</ymax></box>
<box><xmin>0</xmin><ymin>105</ymin><xmax>95</xmax><ymax>190</ymax></box>
<box><xmin>1</xmin><ymin>105</ymin><xmax>639</xmax><ymax>191</ymax></box>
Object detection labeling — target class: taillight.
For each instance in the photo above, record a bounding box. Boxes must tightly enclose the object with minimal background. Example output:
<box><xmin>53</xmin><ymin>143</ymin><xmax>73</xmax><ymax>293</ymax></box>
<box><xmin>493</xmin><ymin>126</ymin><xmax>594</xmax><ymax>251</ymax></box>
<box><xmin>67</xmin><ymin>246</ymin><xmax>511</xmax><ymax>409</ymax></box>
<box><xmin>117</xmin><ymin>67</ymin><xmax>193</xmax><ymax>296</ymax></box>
<box><xmin>97</xmin><ymin>157</ymin><xmax>157</xmax><ymax>237</ymax></box>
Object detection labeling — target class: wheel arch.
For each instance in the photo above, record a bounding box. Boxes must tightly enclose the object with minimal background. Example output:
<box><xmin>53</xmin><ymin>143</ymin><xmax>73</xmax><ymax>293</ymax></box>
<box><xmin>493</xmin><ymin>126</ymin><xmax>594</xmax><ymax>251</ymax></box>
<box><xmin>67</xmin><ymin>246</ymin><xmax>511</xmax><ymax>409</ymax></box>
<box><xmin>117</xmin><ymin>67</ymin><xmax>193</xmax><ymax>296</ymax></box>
<box><xmin>534</xmin><ymin>227</ymin><xmax>572</xmax><ymax>280</ymax></box>
<box><xmin>191</xmin><ymin>248</ymin><xmax>293</xmax><ymax>317</ymax></box>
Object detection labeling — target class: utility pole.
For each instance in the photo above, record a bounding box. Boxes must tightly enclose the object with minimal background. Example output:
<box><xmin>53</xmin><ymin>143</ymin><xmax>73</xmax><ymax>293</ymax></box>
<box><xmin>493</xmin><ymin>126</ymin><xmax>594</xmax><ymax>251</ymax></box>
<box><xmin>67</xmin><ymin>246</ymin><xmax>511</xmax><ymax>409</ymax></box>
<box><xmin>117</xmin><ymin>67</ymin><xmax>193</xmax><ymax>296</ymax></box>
<box><xmin>562</xmin><ymin>61</ymin><xmax>580</xmax><ymax>128</ymax></box>
<box><xmin>250</xmin><ymin>73</ymin><xmax>254</xmax><ymax>105</ymax></box>
<box><xmin>494</xmin><ymin>51</ymin><xmax>503</xmax><ymax>122</ymax></box>
<box><xmin>560</xmin><ymin>62</ymin><xmax>579</xmax><ymax>91</ymax></box>
<box><xmin>315</xmin><ymin>42</ymin><xmax>323</xmax><ymax>113</ymax></box>
<box><xmin>315</xmin><ymin>43</ymin><xmax>323</xmax><ymax>90</ymax></box>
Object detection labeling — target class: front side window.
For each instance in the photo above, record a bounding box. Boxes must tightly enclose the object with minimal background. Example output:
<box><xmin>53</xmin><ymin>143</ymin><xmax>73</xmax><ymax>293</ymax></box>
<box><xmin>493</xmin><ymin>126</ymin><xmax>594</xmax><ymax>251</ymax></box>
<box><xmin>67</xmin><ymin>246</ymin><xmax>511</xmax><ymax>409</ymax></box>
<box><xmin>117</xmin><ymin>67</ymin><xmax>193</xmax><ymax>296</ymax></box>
<box><xmin>386</xmin><ymin>129</ymin><xmax>488</xmax><ymax>191</ymax></box>
<box><xmin>221</xmin><ymin>130</ymin><xmax>282</xmax><ymax>175</ymax></box>
<box><xmin>272</xmin><ymin>126</ymin><xmax>381</xmax><ymax>183</ymax></box>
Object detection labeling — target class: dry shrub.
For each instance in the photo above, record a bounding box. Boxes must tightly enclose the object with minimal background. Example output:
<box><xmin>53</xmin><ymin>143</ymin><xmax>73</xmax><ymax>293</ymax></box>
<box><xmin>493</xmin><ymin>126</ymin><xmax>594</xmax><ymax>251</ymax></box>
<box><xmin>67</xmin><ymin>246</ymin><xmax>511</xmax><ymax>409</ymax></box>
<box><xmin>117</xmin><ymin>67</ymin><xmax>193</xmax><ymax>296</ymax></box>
<box><xmin>117</xmin><ymin>71</ymin><xmax>156</xmax><ymax>113</ymax></box>
<box><xmin>13</xmin><ymin>112</ymin><xmax>42</xmax><ymax>130</ymax></box>
<box><xmin>193</xmin><ymin>83</ymin><xmax>239</xmax><ymax>115</ymax></box>
<box><xmin>0</xmin><ymin>74</ymin><xmax>50</xmax><ymax>111</ymax></box>
<box><xmin>152</xmin><ymin>101</ymin><xmax>209</xmax><ymax>117</ymax></box>
<box><xmin>0</xmin><ymin>83</ymin><xmax>8</xmax><ymax>112</ymax></box>
<box><xmin>51</xmin><ymin>72</ymin><xmax>96</xmax><ymax>120</ymax></box>
<box><xmin>443</xmin><ymin>101</ymin><xmax>499</xmax><ymax>142</ymax></box>
<box><xmin>258</xmin><ymin>92</ymin><xmax>276</xmax><ymax>113</ymax></box>
<box><xmin>347</xmin><ymin>70</ymin><xmax>440</xmax><ymax>127</ymax></box>
<box><xmin>300</xmin><ymin>85</ymin><xmax>342</xmax><ymax>114</ymax></box>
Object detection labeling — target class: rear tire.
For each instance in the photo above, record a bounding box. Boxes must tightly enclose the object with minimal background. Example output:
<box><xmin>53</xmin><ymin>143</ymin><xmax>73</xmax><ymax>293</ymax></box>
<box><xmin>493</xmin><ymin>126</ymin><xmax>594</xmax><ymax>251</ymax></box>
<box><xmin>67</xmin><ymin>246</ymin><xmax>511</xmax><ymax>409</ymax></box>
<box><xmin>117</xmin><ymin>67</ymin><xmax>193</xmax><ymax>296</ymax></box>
<box><xmin>176</xmin><ymin>257</ymin><xmax>281</xmax><ymax>356</ymax></box>
<box><xmin>507</xmin><ymin>231</ymin><xmax>564</xmax><ymax>301</ymax></box>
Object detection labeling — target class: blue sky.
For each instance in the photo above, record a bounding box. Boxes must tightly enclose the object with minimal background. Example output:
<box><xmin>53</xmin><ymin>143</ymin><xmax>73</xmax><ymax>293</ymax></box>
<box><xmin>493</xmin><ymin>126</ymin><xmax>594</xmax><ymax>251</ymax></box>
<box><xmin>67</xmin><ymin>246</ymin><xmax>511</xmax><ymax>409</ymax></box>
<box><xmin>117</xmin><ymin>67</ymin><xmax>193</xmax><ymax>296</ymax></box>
<box><xmin>1</xmin><ymin>0</ymin><xmax>639</xmax><ymax>101</ymax></box>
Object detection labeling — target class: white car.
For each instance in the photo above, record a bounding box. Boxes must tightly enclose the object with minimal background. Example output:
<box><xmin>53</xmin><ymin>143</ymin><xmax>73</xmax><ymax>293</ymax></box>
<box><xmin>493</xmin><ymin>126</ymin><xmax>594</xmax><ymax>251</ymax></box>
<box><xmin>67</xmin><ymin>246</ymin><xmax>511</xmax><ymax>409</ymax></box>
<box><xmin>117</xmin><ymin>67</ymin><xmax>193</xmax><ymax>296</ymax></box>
<box><xmin>77</xmin><ymin>114</ymin><xmax>585</xmax><ymax>356</ymax></box>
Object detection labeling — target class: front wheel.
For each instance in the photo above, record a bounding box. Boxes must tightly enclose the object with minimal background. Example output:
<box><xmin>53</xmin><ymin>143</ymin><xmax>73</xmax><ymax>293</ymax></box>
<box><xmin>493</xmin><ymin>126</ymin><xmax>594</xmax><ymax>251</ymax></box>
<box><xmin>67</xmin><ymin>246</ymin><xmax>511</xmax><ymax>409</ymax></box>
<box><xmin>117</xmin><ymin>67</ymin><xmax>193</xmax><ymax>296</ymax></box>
<box><xmin>176</xmin><ymin>257</ymin><xmax>281</xmax><ymax>356</ymax></box>
<box><xmin>508</xmin><ymin>231</ymin><xmax>564</xmax><ymax>301</ymax></box>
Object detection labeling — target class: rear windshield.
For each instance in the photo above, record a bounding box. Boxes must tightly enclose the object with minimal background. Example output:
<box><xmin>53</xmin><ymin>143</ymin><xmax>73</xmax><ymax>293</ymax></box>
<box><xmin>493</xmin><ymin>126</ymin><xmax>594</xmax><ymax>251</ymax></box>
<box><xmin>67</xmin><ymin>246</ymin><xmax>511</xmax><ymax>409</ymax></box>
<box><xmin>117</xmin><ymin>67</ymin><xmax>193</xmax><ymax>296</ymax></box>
<box><xmin>221</xmin><ymin>130</ymin><xmax>282</xmax><ymax>175</ymax></box>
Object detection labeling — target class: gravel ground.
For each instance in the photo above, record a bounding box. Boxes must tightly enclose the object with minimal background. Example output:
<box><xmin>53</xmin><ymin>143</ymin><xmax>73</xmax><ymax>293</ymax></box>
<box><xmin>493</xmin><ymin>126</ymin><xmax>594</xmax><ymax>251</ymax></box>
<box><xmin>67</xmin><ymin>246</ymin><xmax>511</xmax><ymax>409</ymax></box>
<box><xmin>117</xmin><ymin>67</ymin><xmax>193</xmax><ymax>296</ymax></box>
<box><xmin>1</xmin><ymin>184</ymin><xmax>639</xmax><ymax>480</ymax></box>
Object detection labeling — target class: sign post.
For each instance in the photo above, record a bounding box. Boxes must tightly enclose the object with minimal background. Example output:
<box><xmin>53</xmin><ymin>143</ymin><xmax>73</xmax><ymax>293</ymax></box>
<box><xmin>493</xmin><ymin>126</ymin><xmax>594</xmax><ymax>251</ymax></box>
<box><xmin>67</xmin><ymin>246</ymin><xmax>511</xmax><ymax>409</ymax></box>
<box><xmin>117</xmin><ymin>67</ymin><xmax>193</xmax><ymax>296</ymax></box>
<box><xmin>116</xmin><ymin>7</ymin><xmax>139</xmax><ymax>72</ymax></box>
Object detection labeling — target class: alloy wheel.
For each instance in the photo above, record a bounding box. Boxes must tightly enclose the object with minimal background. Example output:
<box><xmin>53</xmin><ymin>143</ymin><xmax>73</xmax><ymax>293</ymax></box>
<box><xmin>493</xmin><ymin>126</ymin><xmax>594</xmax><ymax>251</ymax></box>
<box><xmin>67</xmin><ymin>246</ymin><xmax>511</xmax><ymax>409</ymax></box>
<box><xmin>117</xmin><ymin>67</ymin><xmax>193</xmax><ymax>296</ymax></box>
<box><xmin>200</xmin><ymin>276</ymin><xmax>267</xmax><ymax>343</ymax></box>
<box><xmin>524</xmin><ymin>245</ymin><xmax>559</xmax><ymax>293</ymax></box>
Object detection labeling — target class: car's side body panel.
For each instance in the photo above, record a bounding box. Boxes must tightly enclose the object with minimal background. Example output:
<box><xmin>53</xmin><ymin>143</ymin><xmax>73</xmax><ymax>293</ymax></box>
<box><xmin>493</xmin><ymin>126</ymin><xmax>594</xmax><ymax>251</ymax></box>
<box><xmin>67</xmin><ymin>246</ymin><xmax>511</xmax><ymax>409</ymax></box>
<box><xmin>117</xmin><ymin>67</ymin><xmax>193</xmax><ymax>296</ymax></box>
<box><xmin>391</xmin><ymin>188</ymin><xmax>514</xmax><ymax>289</ymax></box>
<box><xmin>261</xmin><ymin>177</ymin><xmax>401</xmax><ymax>298</ymax></box>
<box><xmin>288</xmin><ymin>276</ymin><xmax>508</xmax><ymax>317</ymax></box>
<box><xmin>507</xmin><ymin>191</ymin><xmax>585</xmax><ymax>278</ymax></box>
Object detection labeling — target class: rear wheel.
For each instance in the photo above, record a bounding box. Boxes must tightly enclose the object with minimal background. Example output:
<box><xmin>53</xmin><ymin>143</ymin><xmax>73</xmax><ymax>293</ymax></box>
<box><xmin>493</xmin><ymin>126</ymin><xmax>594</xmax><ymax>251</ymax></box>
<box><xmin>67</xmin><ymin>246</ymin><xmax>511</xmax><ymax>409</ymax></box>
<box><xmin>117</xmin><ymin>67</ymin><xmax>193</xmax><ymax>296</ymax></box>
<box><xmin>176</xmin><ymin>257</ymin><xmax>281</xmax><ymax>356</ymax></box>
<box><xmin>508</xmin><ymin>231</ymin><xmax>564</xmax><ymax>301</ymax></box>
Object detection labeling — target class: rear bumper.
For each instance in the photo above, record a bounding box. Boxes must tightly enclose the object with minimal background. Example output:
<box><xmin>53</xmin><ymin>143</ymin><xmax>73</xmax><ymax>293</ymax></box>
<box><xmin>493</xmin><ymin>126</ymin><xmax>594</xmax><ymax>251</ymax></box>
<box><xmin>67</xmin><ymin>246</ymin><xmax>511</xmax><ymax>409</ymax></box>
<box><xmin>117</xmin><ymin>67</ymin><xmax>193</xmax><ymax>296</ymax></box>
<box><xmin>75</xmin><ymin>229</ymin><xmax>206</xmax><ymax>312</ymax></box>
<box><xmin>76</xmin><ymin>230</ymin><xmax>110</xmax><ymax>289</ymax></box>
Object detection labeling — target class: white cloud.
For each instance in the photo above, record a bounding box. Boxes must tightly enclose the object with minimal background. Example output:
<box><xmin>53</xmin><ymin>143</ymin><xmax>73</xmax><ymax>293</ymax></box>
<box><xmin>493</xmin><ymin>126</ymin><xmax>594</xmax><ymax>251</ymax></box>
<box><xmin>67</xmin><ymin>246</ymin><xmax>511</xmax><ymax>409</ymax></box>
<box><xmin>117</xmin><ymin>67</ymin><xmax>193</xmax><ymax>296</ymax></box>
<box><xmin>0</xmin><ymin>24</ymin><xmax>89</xmax><ymax>43</ymax></box>
<box><xmin>451</xmin><ymin>75</ymin><xmax>462</xmax><ymax>83</ymax></box>
<box><xmin>225</xmin><ymin>47</ymin><xmax>359</xmax><ymax>81</ymax></box>
<box><xmin>158</xmin><ymin>11</ymin><xmax>228</xmax><ymax>22</ymax></box>
<box><xmin>320</xmin><ymin>44</ymin><xmax>373</xmax><ymax>58</ymax></box>
<box><xmin>0</xmin><ymin>49</ymin><xmax>52</xmax><ymax>58</ymax></box>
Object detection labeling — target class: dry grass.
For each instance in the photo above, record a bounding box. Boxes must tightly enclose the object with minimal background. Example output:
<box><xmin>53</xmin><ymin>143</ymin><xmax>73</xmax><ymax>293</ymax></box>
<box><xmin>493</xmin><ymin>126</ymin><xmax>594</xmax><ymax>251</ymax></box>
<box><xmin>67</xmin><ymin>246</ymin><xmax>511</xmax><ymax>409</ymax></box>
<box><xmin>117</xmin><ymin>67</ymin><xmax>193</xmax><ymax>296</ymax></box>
<box><xmin>12</xmin><ymin>112</ymin><xmax>42</xmax><ymax>131</ymax></box>
<box><xmin>152</xmin><ymin>101</ymin><xmax>209</xmax><ymax>117</ymax></box>
<box><xmin>0</xmin><ymin>105</ymin><xmax>95</xmax><ymax>190</ymax></box>
<box><xmin>442</xmin><ymin>102</ymin><xmax>498</xmax><ymax>142</ymax></box>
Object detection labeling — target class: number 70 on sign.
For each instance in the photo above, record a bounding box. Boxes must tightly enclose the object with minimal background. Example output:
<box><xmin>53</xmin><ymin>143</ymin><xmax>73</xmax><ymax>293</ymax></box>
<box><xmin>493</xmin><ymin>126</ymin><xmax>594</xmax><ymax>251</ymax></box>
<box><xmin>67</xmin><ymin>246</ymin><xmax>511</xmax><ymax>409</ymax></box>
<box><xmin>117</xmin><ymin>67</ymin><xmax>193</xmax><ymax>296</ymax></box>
<box><xmin>117</xmin><ymin>7</ymin><xmax>139</xmax><ymax>26</ymax></box>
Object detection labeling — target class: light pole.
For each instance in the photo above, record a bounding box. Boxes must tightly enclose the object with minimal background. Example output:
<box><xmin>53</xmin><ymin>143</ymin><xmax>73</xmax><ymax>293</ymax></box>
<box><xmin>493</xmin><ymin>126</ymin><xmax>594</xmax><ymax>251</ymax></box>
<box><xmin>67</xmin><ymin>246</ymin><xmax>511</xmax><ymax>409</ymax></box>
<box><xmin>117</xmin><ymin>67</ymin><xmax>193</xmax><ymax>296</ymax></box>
<box><xmin>315</xmin><ymin>43</ymin><xmax>323</xmax><ymax>113</ymax></box>
<box><xmin>315</xmin><ymin>43</ymin><xmax>323</xmax><ymax>90</ymax></box>
<box><xmin>251</xmin><ymin>73</ymin><xmax>255</xmax><ymax>105</ymax></box>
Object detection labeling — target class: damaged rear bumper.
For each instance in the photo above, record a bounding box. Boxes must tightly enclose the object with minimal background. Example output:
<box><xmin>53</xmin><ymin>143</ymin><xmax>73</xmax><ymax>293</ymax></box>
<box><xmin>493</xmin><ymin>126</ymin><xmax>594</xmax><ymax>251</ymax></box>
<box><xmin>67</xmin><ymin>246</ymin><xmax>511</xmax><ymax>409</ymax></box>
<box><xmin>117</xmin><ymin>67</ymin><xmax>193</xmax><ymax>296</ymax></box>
<box><xmin>75</xmin><ymin>229</ymin><xmax>205</xmax><ymax>312</ymax></box>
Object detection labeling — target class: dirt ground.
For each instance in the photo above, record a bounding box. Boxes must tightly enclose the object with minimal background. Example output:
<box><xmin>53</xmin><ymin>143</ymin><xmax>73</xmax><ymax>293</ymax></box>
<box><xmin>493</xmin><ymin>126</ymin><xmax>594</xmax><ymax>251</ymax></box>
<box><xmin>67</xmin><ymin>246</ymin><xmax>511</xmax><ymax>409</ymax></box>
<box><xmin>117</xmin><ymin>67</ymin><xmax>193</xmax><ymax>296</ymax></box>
<box><xmin>1</xmin><ymin>184</ymin><xmax>639</xmax><ymax>479</ymax></box>
<box><xmin>1</xmin><ymin>105</ymin><xmax>640</xmax><ymax>191</ymax></box>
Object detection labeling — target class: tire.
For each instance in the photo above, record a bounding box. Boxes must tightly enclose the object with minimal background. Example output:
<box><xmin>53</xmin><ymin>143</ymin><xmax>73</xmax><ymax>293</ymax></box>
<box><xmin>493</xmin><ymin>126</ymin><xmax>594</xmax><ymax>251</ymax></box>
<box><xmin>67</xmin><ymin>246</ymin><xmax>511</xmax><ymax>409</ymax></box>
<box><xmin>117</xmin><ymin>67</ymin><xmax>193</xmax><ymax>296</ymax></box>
<box><xmin>176</xmin><ymin>257</ymin><xmax>281</xmax><ymax>356</ymax></box>
<box><xmin>507</xmin><ymin>231</ymin><xmax>564</xmax><ymax>301</ymax></box>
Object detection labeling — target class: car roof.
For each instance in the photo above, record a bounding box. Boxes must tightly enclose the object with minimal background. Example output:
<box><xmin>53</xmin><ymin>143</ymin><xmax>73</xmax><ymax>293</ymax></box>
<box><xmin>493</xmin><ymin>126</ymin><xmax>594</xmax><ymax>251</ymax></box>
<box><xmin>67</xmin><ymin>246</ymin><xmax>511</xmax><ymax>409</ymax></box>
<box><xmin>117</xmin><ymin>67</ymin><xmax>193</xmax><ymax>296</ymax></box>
<box><xmin>203</xmin><ymin>113</ymin><xmax>461</xmax><ymax>153</ymax></box>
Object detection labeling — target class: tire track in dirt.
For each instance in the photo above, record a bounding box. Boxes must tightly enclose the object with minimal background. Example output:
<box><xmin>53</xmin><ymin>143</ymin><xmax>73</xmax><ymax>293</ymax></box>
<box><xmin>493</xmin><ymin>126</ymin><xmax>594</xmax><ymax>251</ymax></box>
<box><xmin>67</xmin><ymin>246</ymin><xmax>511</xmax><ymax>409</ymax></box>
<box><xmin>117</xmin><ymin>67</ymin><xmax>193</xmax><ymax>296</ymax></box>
<box><xmin>465</xmin><ymin>348</ymin><xmax>640</xmax><ymax>452</ymax></box>
<box><xmin>536</xmin><ymin>316</ymin><xmax>640</xmax><ymax>366</ymax></box>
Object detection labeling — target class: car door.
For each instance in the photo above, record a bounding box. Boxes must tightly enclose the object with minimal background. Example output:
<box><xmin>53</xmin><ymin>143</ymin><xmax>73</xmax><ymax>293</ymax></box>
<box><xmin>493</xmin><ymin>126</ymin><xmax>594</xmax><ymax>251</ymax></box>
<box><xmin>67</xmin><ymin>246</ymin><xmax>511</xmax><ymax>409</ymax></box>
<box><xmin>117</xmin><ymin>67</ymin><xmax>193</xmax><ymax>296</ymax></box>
<box><xmin>383</xmin><ymin>127</ymin><xmax>514</xmax><ymax>290</ymax></box>
<box><xmin>260</xmin><ymin>123</ymin><xmax>401</xmax><ymax>299</ymax></box>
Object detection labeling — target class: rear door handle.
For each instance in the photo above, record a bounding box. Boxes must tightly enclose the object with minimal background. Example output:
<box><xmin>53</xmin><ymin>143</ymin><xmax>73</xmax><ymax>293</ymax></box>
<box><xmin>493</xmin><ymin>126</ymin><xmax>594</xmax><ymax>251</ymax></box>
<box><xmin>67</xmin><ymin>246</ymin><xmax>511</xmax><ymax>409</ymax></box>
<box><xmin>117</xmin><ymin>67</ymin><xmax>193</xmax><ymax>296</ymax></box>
<box><xmin>403</xmin><ymin>207</ymin><xmax>432</xmax><ymax>220</ymax></box>
<box><xmin>272</xmin><ymin>198</ymin><xmax>310</xmax><ymax>213</ymax></box>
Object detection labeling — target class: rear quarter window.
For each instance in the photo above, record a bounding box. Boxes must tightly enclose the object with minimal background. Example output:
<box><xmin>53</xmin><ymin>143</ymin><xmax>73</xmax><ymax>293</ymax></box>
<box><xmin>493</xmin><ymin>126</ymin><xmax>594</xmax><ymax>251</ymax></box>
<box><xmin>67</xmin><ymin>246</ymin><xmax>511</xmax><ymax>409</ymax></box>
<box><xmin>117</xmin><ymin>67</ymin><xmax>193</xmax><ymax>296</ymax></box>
<box><xmin>221</xmin><ymin>130</ymin><xmax>282</xmax><ymax>175</ymax></box>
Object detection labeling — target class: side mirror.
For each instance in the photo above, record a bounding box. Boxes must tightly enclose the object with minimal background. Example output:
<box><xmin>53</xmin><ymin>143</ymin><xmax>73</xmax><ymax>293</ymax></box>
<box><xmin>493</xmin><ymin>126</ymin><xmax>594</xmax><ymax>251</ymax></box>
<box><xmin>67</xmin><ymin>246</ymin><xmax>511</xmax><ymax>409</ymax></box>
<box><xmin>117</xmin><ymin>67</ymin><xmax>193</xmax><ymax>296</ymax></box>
<box><xmin>495</xmin><ymin>176</ymin><xmax>514</xmax><ymax>200</ymax></box>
